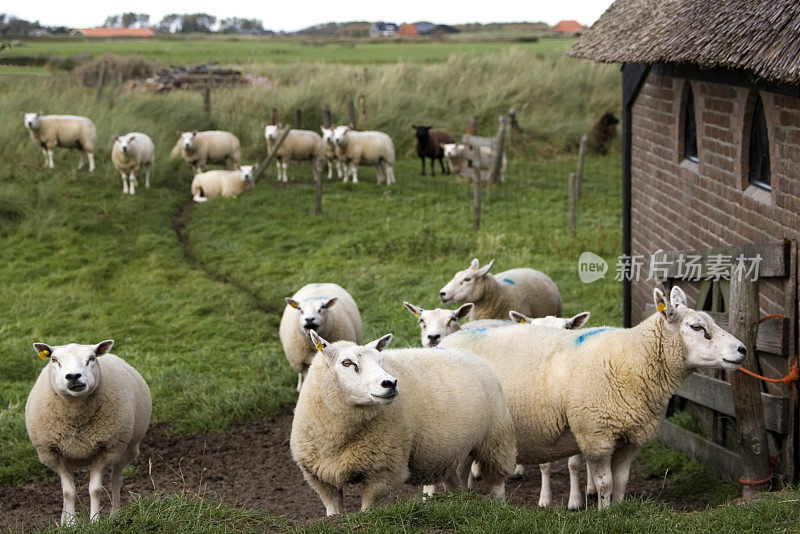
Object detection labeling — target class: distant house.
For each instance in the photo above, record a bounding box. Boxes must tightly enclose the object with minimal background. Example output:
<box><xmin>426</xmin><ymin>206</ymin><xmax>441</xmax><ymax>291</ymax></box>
<box><xmin>28</xmin><ymin>28</ymin><xmax>52</xmax><ymax>37</ymax></box>
<box><xmin>414</xmin><ymin>22</ymin><xmax>437</xmax><ymax>35</ymax></box>
<box><xmin>369</xmin><ymin>22</ymin><xmax>398</xmax><ymax>37</ymax></box>
<box><xmin>552</xmin><ymin>20</ymin><xmax>586</xmax><ymax>34</ymax></box>
<box><xmin>395</xmin><ymin>22</ymin><xmax>459</xmax><ymax>36</ymax></box>
<box><xmin>70</xmin><ymin>27</ymin><xmax>155</xmax><ymax>38</ymax></box>
<box><xmin>397</xmin><ymin>23</ymin><xmax>418</xmax><ymax>36</ymax></box>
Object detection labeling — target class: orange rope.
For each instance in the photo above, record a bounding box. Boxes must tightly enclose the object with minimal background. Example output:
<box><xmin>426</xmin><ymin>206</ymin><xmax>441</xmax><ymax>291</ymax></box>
<box><xmin>737</xmin><ymin>314</ymin><xmax>799</xmax><ymax>388</ymax></box>
<box><xmin>739</xmin><ymin>451</ymin><xmax>781</xmax><ymax>486</ymax></box>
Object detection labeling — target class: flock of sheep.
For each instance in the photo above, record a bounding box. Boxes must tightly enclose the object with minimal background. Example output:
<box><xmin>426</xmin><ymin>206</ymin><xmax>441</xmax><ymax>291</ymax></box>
<box><xmin>22</xmin><ymin>112</ymin><xmax>506</xmax><ymax>201</ymax></box>
<box><xmin>24</xmin><ymin>245</ymin><xmax>748</xmax><ymax>524</ymax></box>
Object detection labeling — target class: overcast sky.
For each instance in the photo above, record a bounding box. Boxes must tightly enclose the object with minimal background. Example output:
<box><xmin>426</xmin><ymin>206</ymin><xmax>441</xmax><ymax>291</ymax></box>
<box><xmin>8</xmin><ymin>1</ymin><xmax>613</xmax><ymax>32</ymax></box>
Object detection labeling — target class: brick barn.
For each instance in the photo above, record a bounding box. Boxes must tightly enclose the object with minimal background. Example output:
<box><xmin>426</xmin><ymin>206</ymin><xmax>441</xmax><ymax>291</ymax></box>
<box><xmin>572</xmin><ymin>0</ymin><xmax>800</xmax><ymax>484</ymax></box>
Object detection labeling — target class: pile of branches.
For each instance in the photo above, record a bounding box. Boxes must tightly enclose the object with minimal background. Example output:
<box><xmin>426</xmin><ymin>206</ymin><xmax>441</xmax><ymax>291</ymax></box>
<box><xmin>149</xmin><ymin>62</ymin><xmax>245</xmax><ymax>91</ymax></box>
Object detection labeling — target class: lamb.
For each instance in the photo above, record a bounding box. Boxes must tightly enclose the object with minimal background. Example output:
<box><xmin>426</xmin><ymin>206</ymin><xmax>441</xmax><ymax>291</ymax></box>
<box><xmin>111</xmin><ymin>132</ymin><xmax>155</xmax><ymax>195</ymax></box>
<box><xmin>439</xmin><ymin>258</ymin><xmax>562</xmax><ymax>321</ymax></box>
<box><xmin>412</xmin><ymin>125</ymin><xmax>454</xmax><ymax>176</ymax></box>
<box><xmin>442</xmin><ymin>143</ymin><xmax>507</xmax><ymax>183</ymax></box>
<box><xmin>23</xmin><ymin>112</ymin><xmax>97</xmax><ymax>172</ymax></box>
<box><xmin>279</xmin><ymin>283</ymin><xmax>362</xmax><ymax>392</ymax></box>
<box><xmin>331</xmin><ymin>126</ymin><xmax>396</xmax><ymax>185</ymax></box>
<box><xmin>264</xmin><ymin>124</ymin><xmax>326</xmax><ymax>183</ymax></box>
<box><xmin>25</xmin><ymin>340</ymin><xmax>151</xmax><ymax>525</ymax></box>
<box><xmin>191</xmin><ymin>164</ymin><xmax>257</xmax><ymax>202</ymax></box>
<box><xmin>402</xmin><ymin>302</ymin><xmax>473</xmax><ymax>347</ymax></box>
<box><xmin>170</xmin><ymin>130</ymin><xmax>240</xmax><ymax>173</ymax></box>
<box><xmin>291</xmin><ymin>331</ymin><xmax>516</xmax><ymax>515</ymax></box>
<box><xmin>440</xmin><ymin>286</ymin><xmax>746</xmax><ymax>509</ymax></box>
<box><xmin>321</xmin><ymin>126</ymin><xmax>346</xmax><ymax>180</ymax></box>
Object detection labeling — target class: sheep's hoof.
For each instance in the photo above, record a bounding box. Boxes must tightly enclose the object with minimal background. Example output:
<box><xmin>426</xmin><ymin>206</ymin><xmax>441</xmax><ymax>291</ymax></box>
<box><xmin>567</xmin><ymin>502</ymin><xmax>585</xmax><ymax>512</ymax></box>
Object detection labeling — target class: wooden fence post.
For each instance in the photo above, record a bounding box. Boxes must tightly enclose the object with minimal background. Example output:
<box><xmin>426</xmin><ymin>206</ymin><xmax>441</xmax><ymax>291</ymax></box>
<box><xmin>489</xmin><ymin>115</ymin><xmax>507</xmax><ymax>184</ymax></box>
<box><xmin>473</xmin><ymin>144</ymin><xmax>482</xmax><ymax>232</ymax></box>
<box><xmin>576</xmin><ymin>133</ymin><xmax>588</xmax><ymax>198</ymax></box>
<box><xmin>508</xmin><ymin>108</ymin><xmax>521</xmax><ymax>149</ymax></box>
<box><xmin>271</xmin><ymin>108</ymin><xmax>279</xmax><ymax>125</ymax></box>
<box><xmin>729</xmin><ymin>275</ymin><xmax>772</xmax><ymax>496</ymax></box>
<box><xmin>322</xmin><ymin>105</ymin><xmax>332</xmax><ymax>128</ymax></box>
<box><xmin>253</xmin><ymin>125</ymin><xmax>291</xmax><ymax>183</ymax></box>
<box><xmin>202</xmin><ymin>77</ymin><xmax>211</xmax><ymax>115</ymax></box>
<box><xmin>348</xmin><ymin>99</ymin><xmax>357</xmax><ymax>129</ymax></box>
<box><xmin>359</xmin><ymin>95</ymin><xmax>367</xmax><ymax>122</ymax></box>
<box><xmin>569</xmin><ymin>172</ymin><xmax>578</xmax><ymax>233</ymax></box>
<box><xmin>467</xmin><ymin>116</ymin><xmax>479</xmax><ymax>136</ymax></box>
<box><xmin>95</xmin><ymin>60</ymin><xmax>107</xmax><ymax>100</ymax></box>
<box><xmin>294</xmin><ymin>109</ymin><xmax>302</xmax><ymax>129</ymax></box>
<box><xmin>314</xmin><ymin>157</ymin><xmax>323</xmax><ymax>215</ymax></box>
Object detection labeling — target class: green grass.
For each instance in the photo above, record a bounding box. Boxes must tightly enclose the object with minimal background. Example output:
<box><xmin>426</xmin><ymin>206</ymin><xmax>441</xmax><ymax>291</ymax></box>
<box><xmin>27</xmin><ymin>490</ymin><xmax>800</xmax><ymax>534</ymax></box>
<box><xmin>6</xmin><ymin>37</ymin><xmax>575</xmax><ymax>66</ymax></box>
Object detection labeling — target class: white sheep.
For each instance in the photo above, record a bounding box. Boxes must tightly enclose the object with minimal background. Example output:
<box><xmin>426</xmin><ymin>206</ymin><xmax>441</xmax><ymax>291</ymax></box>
<box><xmin>191</xmin><ymin>164</ymin><xmax>257</xmax><ymax>202</ymax></box>
<box><xmin>442</xmin><ymin>143</ymin><xmax>507</xmax><ymax>183</ymax></box>
<box><xmin>279</xmin><ymin>283</ymin><xmax>362</xmax><ymax>392</ymax></box>
<box><xmin>291</xmin><ymin>331</ymin><xmax>516</xmax><ymax>515</ymax></box>
<box><xmin>321</xmin><ymin>126</ymin><xmax>346</xmax><ymax>180</ymax></box>
<box><xmin>170</xmin><ymin>130</ymin><xmax>240</xmax><ymax>173</ymax></box>
<box><xmin>25</xmin><ymin>340</ymin><xmax>151</xmax><ymax>525</ymax></box>
<box><xmin>23</xmin><ymin>112</ymin><xmax>97</xmax><ymax>172</ymax></box>
<box><xmin>403</xmin><ymin>302</ymin><xmax>473</xmax><ymax>347</ymax></box>
<box><xmin>332</xmin><ymin>126</ymin><xmax>396</xmax><ymax>185</ymax></box>
<box><xmin>440</xmin><ymin>258</ymin><xmax>562</xmax><ymax>321</ymax></box>
<box><xmin>441</xmin><ymin>286</ymin><xmax>746</xmax><ymax>509</ymax></box>
<box><xmin>264</xmin><ymin>124</ymin><xmax>326</xmax><ymax>183</ymax></box>
<box><xmin>111</xmin><ymin>132</ymin><xmax>155</xmax><ymax>195</ymax></box>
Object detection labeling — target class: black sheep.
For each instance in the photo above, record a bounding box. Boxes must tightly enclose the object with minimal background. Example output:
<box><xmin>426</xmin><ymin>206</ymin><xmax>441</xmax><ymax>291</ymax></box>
<box><xmin>413</xmin><ymin>125</ymin><xmax>455</xmax><ymax>176</ymax></box>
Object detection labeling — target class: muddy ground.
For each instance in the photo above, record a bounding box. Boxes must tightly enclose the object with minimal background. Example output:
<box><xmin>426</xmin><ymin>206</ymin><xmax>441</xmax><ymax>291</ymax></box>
<box><xmin>1</xmin><ymin>408</ymin><xmax>707</xmax><ymax>531</ymax></box>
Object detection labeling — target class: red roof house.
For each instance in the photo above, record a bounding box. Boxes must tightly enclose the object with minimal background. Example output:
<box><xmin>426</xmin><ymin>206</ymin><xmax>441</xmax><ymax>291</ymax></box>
<box><xmin>552</xmin><ymin>20</ymin><xmax>586</xmax><ymax>34</ymax></box>
<box><xmin>71</xmin><ymin>28</ymin><xmax>155</xmax><ymax>38</ymax></box>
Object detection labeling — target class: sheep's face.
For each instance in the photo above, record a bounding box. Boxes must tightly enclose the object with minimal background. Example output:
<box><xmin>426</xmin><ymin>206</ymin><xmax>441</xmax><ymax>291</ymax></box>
<box><xmin>441</xmin><ymin>143</ymin><xmax>462</xmax><ymax>159</ymax></box>
<box><xmin>413</xmin><ymin>125</ymin><xmax>432</xmax><ymax>140</ymax></box>
<box><xmin>286</xmin><ymin>296</ymin><xmax>338</xmax><ymax>334</ymax></box>
<box><xmin>264</xmin><ymin>124</ymin><xmax>280</xmax><ymax>143</ymax></box>
<box><xmin>116</xmin><ymin>135</ymin><xmax>136</xmax><ymax>155</ymax></box>
<box><xmin>321</xmin><ymin>126</ymin><xmax>336</xmax><ymax>146</ymax></box>
<box><xmin>404</xmin><ymin>302</ymin><xmax>473</xmax><ymax>347</ymax></box>
<box><xmin>24</xmin><ymin>112</ymin><xmax>42</xmax><ymax>130</ymax></box>
<box><xmin>509</xmin><ymin>311</ymin><xmax>591</xmax><ymax>330</ymax></box>
<box><xmin>332</xmin><ymin>126</ymin><xmax>351</xmax><ymax>148</ymax></box>
<box><xmin>311</xmin><ymin>332</ymin><xmax>398</xmax><ymax>406</ymax></box>
<box><xmin>654</xmin><ymin>286</ymin><xmax>746</xmax><ymax>370</ymax></box>
<box><xmin>34</xmin><ymin>341</ymin><xmax>113</xmax><ymax>398</ymax></box>
<box><xmin>440</xmin><ymin>258</ymin><xmax>494</xmax><ymax>305</ymax></box>
<box><xmin>239</xmin><ymin>165</ymin><xmax>256</xmax><ymax>185</ymax></box>
<box><xmin>179</xmin><ymin>131</ymin><xmax>198</xmax><ymax>151</ymax></box>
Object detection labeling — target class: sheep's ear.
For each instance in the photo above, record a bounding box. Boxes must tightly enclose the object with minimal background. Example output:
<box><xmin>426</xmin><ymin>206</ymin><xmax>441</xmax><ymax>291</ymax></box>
<box><xmin>285</xmin><ymin>298</ymin><xmax>299</xmax><ymax>309</ymax></box>
<box><xmin>404</xmin><ymin>301</ymin><xmax>424</xmax><ymax>318</ymax></box>
<box><xmin>469</xmin><ymin>258</ymin><xmax>480</xmax><ymax>270</ymax></box>
<box><xmin>567</xmin><ymin>312</ymin><xmax>591</xmax><ymax>329</ymax></box>
<box><xmin>276</xmin><ymin>122</ymin><xmax>283</xmax><ymax>128</ymax></box>
<box><xmin>476</xmin><ymin>259</ymin><xmax>495</xmax><ymax>277</ymax></box>
<box><xmin>128</xmin><ymin>135</ymin><xmax>135</xmax><ymax>142</ymax></box>
<box><xmin>33</xmin><ymin>343</ymin><xmax>54</xmax><ymax>359</ymax></box>
<box><xmin>653</xmin><ymin>287</ymin><xmax>680</xmax><ymax>323</ymax></box>
<box><xmin>321</xmin><ymin>297</ymin><xmax>337</xmax><ymax>309</ymax></box>
<box><xmin>233</xmin><ymin>163</ymin><xmax>241</xmax><ymax>170</ymax></box>
<box><xmin>670</xmin><ymin>286</ymin><xmax>688</xmax><ymax>309</ymax></box>
<box><xmin>509</xmin><ymin>310</ymin><xmax>531</xmax><ymax>324</ymax></box>
<box><xmin>191</xmin><ymin>130</ymin><xmax>198</xmax><ymax>136</ymax></box>
<box><xmin>252</xmin><ymin>163</ymin><xmax>259</xmax><ymax>170</ymax></box>
<box><xmin>412</xmin><ymin>124</ymin><xmax>418</xmax><ymax>129</ymax></box>
<box><xmin>366</xmin><ymin>334</ymin><xmax>393</xmax><ymax>352</ymax></box>
<box><xmin>36</xmin><ymin>110</ymin><xmax>42</xmax><ymax>116</ymax></box>
<box><xmin>454</xmin><ymin>303</ymin><xmax>473</xmax><ymax>320</ymax></box>
<box><xmin>176</xmin><ymin>130</ymin><xmax>183</xmax><ymax>137</ymax></box>
<box><xmin>113</xmin><ymin>135</ymin><xmax>119</xmax><ymax>142</ymax></box>
<box><xmin>93</xmin><ymin>340</ymin><xmax>114</xmax><ymax>356</ymax></box>
<box><xmin>309</xmin><ymin>330</ymin><xmax>335</xmax><ymax>362</ymax></box>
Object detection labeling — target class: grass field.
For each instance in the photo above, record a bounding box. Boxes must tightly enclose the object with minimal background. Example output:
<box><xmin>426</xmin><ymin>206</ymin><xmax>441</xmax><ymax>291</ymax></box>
<box><xmin>0</xmin><ymin>36</ymin><xmax>764</xmax><ymax>532</ymax></box>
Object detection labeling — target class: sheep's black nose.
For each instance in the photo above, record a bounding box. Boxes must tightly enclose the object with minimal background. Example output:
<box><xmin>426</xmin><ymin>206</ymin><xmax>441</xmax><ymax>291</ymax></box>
<box><xmin>65</xmin><ymin>373</ymin><xmax>81</xmax><ymax>381</ymax></box>
<box><xmin>428</xmin><ymin>334</ymin><xmax>441</xmax><ymax>343</ymax></box>
<box><xmin>738</xmin><ymin>345</ymin><xmax>747</xmax><ymax>355</ymax></box>
<box><xmin>381</xmin><ymin>379</ymin><xmax>397</xmax><ymax>389</ymax></box>
<box><xmin>439</xmin><ymin>291</ymin><xmax>446</xmax><ymax>298</ymax></box>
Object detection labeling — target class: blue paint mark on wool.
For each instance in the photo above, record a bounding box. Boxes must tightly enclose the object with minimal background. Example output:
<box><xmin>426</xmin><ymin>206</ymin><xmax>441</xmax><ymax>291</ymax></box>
<box><xmin>502</xmin><ymin>278</ymin><xmax>516</xmax><ymax>285</ymax></box>
<box><xmin>574</xmin><ymin>328</ymin><xmax>611</xmax><ymax>346</ymax></box>
<box><xmin>303</xmin><ymin>296</ymin><xmax>331</xmax><ymax>301</ymax></box>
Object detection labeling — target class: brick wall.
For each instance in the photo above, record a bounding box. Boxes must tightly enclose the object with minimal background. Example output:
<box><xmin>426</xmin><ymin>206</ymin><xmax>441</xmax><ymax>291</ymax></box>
<box><xmin>629</xmin><ymin>71</ymin><xmax>800</xmax><ymax>324</ymax></box>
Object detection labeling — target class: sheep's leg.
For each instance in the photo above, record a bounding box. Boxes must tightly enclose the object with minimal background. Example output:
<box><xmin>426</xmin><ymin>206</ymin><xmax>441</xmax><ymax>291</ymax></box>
<box><xmin>567</xmin><ymin>454</ymin><xmax>585</xmax><ymax>511</ymax></box>
<box><xmin>282</xmin><ymin>161</ymin><xmax>289</xmax><ymax>182</ymax></box>
<box><xmin>350</xmin><ymin>163</ymin><xmax>358</xmax><ymax>184</ymax></box>
<box><xmin>129</xmin><ymin>170</ymin><xmax>137</xmax><ymax>195</ymax></box>
<box><xmin>120</xmin><ymin>172</ymin><xmax>129</xmax><ymax>194</ymax></box>
<box><xmin>440</xmin><ymin>156</ymin><xmax>449</xmax><ymax>175</ymax></box>
<box><xmin>53</xmin><ymin>460</ymin><xmax>77</xmax><ymax>526</ymax></box>
<box><xmin>610</xmin><ymin>444</ymin><xmax>640</xmax><ymax>503</ymax></box>
<box><xmin>422</xmin><ymin>484</ymin><xmax>437</xmax><ymax>497</ymax></box>
<box><xmin>296</xmin><ymin>372</ymin><xmax>303</xmax><ymax>393</ymax></box>
<box><xmin>361</xmin><ymin>477</ymin><xmax>391</xmax><ymax>510</ymax></box>
<box><xmin>47</xmin><ymin>149</ymin><xmax>55</xmax><ymax>168</ymax></box>
<box><xmin>145</xmin><ymin>166</ymin><xmax>151</xmax><ymax>188</ymax></box>
<box><xmin>326</xmin><ymin>159</ymin><xmax>333</xmax><ymax>179</ymax></box>
<box><xmin>430</xmin><ymin>157</ymin><xmax>436</xmax><ymax>176</ymax></box>
<box><xmin>443</xmin><ymin>467</ymin><xmax>462</xmax><ymax>491</ymax></box>
<box><xmin>87</xmin><ymin>152</ymin><xmax>95</xmax><ymax>172</ymax></box>
<box><xmin>385</xmin><ymin>165</ymin><xmax>395</xmax><ymax>185</ymax></box>
<box><xmin>512</xmin><ymin>463</ymin><xmax>525</xmax><ymax>478</ymax></box>
<box><xmin>466</xmin><ymin>460</ymin><xmax>479</xmax><ymax>489</ymax></box>
<box><xmin>586</xmin><ymin>462</ymin><xmax>596</xmax><ymax>497</ymax></box>
<box><xmin>586</xmin><ymin>454</ymin><xmax>613</xmax><ymax>510</ymax></box>
<box><xmin>376</xmin><ymin>163</ymin><xmax>385</xmax><ymax>185</ymax></box>
<box><xmin>337</xmin><ymin>161</ymin><xmax>345</xmax><ymax>180</ymax></box>
<box><xmin>420</xmin><ymin>156</ymin><xmax>426</xmax><ymax>175</ymax></box>
<box><xmin>302</xmin><ymin>470</ymin><xmax>343</xmax><ymax>516</ymax></box>
<box><xmin>88</xmin><ymin>460</ymin><xmax>110</xmax><ymax>521</ymax></box>
<box><xmin>77</xmin><ymin>151</ymin><xmax>85</xmax><ymax>169</ymax></box>
<box><xmin>538</xmin><ymin>463</ymin><xmax>552</xmax><ymax>507</ymax></box>
<box><xmin>275</xmin><ymin>159</ymin><xmax>282</xmax><ymax>181</ymax></box>
<box><xmin>41</xmin><ymin>148</ymin><xmax>49</xmax><ymax>167</ymax></box>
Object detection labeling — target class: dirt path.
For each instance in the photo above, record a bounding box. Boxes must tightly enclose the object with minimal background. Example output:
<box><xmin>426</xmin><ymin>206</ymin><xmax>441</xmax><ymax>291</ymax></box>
<box><xmin>2</xmin><ymin>409</ymin><xmax>709</xmax><ymax>531</ymax></box>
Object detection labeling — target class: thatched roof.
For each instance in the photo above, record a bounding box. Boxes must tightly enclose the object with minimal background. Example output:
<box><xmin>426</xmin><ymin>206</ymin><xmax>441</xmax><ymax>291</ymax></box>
<box><xmin>570</xmin><ymin>0</ymin><xmax>800</xmax><ymax>85</ymax></box>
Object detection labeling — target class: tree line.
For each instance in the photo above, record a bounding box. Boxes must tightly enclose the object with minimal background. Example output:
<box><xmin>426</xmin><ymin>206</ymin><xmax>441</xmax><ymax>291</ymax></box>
<box><xmin>105</xmin><ymin>12</ymin><xmax>271</xmax><ymax>34</ymax></box>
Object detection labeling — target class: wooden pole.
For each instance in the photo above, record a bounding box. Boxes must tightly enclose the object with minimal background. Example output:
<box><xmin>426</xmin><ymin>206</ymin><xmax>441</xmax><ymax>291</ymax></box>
<box><xmin>271</xmin><ymin>108</ymin><xmax>279</xmax><ymax>125</ymax></box>
<box><xmin>359</xmin><ymin>95</ymin><xmax>367</xmax><ymax>122</ymax></box>
<box><xmin>314</xmin><ymin>157</ymin><xmax>323</xmax><ymax>214</ymax></box>
<box><xmin>253</xmin><ymin>125</ymin><xmax>291</xmax><ymax>183</ymax></box>
<box><xmin>569</xmin><ymin>172</ymin><xmax>577</xmax><ymax>233</ymax></box>
<box><xmin>509</xmin><ymin>107</ymin><xmax>521</xmax><ymax>149</ymax></box>
<box><xmin>202</xmin><ymin>78</ymin><xmax>211</xmax><ymax>115</ymax></box>
<box><xmin>348</xmin><ymin>99</ymin><xmax>357</xmax><ymax>129</ymax></box>
<box><xmin>576</xmin><ymin>133</ymin><xmax>588</xmax><ymax>198</ymax></box>
<box><xmin>294</xmin><ymin>109</ymin><xmax>302</xmax><ymax>129</ymax></box>
<box><xmin>489</xmin><ymin>115</ymin><xmax>507</xmax><ymax>184</ymax></box>
<box><xmin>467</xmin><ymin>116</ymin><xmax>479</xmax><ymax>136</ymax></box>
<box><xmin>322</xmin><ymin>105</ymin><xmax>332</xmax><ymax>128</ymax></box>
<box><xmin>473</xmin><ymin>144</ymin><xmax>482</xmax><ymax>232</ymax></box>
<box><xmin>729</xmin><ymin>275</ymin><xmax>772</xmax><ymax>496</ymax></box>
<box><xmin>95</xmin><ymin>61</ymin><xmax>106</xmax><ymax>100</ymax></box>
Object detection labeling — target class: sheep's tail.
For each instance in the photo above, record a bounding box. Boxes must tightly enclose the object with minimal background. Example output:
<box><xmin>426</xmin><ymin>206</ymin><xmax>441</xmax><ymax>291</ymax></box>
<box><xmin>170</xmin><ymin>140</ymin><xmax>182</xmax><ymax>159</ymax></box>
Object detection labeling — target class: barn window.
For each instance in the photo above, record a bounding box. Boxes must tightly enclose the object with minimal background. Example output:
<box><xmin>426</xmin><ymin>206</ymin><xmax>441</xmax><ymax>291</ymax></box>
<box><xmin>748</xmin><ymin>96</ymin><xmax>771</xmax><ymax>190</ymax></box>
<box><xmin>683</xmin><ymin>86</ymin><xmax>698</xmax><ymax>162</ymax></box>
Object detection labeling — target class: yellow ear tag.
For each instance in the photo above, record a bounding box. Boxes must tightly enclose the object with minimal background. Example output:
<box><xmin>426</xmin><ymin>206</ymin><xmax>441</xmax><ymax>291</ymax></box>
<box><xmin>37</xmin><ymin>349</ymin><xmax>49</xmax><ymax>360</ymax></box>
<box><xmin>657</xmin><ymin>302</ymin><xmax>666</xmax><ymax>312</ymax></box>
<box><xmin>414</xmin><ymin>311</ymin><xmax>420</xmax><ymax>317</ymax></box>
<box><xmin>315</xmin><ymin>342</ymin><xmax>324</xmax><ymax>351</ymax></box>
<box><xmin>520</xmin><ymin>318</ymin><xmax>528</xmax><ymax>324</ymax></box>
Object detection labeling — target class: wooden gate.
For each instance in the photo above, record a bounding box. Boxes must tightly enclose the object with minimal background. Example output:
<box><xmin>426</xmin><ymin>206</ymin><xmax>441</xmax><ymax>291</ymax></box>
<box><xmin>648</xmin><ymin>240</ymin><xmax>798</xmax><ymax>487</ymax></box>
